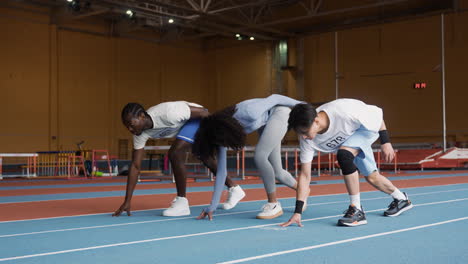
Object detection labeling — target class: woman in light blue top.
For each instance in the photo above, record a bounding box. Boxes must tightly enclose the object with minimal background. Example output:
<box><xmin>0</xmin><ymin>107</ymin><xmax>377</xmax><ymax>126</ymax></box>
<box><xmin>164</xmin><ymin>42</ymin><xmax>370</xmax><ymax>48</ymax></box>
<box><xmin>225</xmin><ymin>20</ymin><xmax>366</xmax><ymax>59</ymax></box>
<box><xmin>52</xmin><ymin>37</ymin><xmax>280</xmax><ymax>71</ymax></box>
<box><xmin>193</xmin><ymin>94</ymin><xmax>304</xmax><ymax>220</ymax></box>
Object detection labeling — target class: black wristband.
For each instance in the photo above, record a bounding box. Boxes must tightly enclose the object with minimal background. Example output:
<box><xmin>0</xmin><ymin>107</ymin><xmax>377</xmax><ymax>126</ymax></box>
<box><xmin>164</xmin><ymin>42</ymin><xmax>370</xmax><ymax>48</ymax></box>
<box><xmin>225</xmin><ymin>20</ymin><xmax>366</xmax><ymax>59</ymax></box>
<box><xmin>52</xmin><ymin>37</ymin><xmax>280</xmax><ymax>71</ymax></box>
<box><xmin>294</xmin><ymin>200</ymin><xmax>305</xmax><ymax>214</ymax></box>
<box><xmin>379</xmin><ymin>130</ymin><xmax>390</xmax><ymax>145</ymax></box>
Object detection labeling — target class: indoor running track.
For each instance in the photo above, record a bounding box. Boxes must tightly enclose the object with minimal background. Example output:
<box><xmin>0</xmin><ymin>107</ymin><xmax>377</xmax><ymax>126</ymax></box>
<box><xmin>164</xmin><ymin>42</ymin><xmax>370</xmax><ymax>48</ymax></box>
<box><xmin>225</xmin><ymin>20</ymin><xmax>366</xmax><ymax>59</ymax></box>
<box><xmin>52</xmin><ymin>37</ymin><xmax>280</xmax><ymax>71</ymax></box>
<box><xmin>1</xmin><ymin>171</ymin><xmax>468</xmax><ymax>263</ymax></box>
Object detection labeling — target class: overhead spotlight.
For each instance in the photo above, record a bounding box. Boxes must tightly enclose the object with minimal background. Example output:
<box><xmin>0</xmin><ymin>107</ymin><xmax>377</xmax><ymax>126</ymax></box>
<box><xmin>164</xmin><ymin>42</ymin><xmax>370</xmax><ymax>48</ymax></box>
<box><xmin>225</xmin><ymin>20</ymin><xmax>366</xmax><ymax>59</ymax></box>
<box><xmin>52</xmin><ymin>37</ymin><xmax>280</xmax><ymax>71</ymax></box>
<box><xmin>126</xmin><ymin>9</ymin><xmax>134</xmax><ymax>18</ymax></box>
<box><xmin>67</xmin><ymin>0</ymin><xmax>81</xmax><ymax>12</ymax></box>
<box><xmin>168</xmin><ymin>18</ymin><xmax>174</xmax><ymax>23</ymax></box>
<box><xmin>250</xmin><ymin>36</ymin><xmax>255</xmax><ymax>40</ymax></box>
<box><xmin>235</xmin><ymin>34</ymin><xmax>240</xmax><ymax>38</ymax></box>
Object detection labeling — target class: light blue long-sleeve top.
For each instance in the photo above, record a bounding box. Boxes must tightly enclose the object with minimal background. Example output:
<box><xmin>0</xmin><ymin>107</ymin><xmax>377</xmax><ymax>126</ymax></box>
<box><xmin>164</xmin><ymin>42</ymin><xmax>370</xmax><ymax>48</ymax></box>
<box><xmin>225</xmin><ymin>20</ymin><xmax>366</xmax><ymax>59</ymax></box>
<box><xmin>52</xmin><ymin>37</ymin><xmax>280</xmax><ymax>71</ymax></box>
<box><xmin>205</xmin><ymin>94</ymin><xmax>303</xmax><ymax>213</ymax></box>
<box><xmin>232</xmin><ymin>94</ymin><xmax>304</xmax><ymax>134</ymax></box>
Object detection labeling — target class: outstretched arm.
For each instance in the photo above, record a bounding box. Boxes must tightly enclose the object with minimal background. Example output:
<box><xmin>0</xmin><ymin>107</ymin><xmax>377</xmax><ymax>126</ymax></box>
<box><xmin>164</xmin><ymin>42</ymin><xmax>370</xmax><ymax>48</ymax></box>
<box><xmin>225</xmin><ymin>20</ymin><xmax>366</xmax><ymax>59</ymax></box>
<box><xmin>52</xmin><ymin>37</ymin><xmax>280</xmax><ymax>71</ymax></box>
<box><xmin>113</xmin><ymin>148</ymin><xmax>145</xmax><ymax>216</ymax></box>
<box><xmin>280</xmin><ymin>161</ymin><xmax>312</xmax><ymax>227</ymax></box>
<box><xmin>197</xmin><ymin>146</ymin><xmax>228</xmax><ymax>220</ymax></box>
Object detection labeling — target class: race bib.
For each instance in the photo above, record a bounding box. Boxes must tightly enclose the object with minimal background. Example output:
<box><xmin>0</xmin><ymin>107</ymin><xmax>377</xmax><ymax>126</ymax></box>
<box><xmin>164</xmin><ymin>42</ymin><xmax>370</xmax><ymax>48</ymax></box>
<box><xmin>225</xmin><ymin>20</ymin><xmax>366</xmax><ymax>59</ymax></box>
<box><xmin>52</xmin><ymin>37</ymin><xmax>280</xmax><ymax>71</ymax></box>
<box><xmin>318</xmin><ymin>132</ymin><xmax>349</xmax><ymax>151</ymax></box>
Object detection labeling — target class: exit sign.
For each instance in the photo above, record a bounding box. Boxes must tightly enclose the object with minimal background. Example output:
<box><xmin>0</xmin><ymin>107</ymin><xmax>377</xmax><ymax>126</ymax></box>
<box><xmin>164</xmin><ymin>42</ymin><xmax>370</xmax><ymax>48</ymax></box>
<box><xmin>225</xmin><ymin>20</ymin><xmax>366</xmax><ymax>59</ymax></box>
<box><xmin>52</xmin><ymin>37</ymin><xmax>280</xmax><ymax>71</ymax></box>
<box><xmin>414</xmin><ymin>82</ymin><xmax>427</xmax><ymax>89</ymax></box>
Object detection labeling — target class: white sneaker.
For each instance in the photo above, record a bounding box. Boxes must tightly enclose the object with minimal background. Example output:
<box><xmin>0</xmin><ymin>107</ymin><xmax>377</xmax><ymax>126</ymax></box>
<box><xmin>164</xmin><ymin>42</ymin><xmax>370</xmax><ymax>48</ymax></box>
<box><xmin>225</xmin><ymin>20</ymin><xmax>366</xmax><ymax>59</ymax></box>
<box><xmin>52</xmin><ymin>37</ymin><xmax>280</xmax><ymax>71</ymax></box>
<box><xmin>256</xmin><ymin>202</ymin><xmax>283</xmax><ymax>219</ymax></box>
<box><xmin>162</xmin><ymin>196</ymin><xmax>190</xmax><ymax>216</ymax></box>
<box><xmin>222</xmin><ymin>185</ymin><xmax>246</xmax><ymax>210</ymax></box>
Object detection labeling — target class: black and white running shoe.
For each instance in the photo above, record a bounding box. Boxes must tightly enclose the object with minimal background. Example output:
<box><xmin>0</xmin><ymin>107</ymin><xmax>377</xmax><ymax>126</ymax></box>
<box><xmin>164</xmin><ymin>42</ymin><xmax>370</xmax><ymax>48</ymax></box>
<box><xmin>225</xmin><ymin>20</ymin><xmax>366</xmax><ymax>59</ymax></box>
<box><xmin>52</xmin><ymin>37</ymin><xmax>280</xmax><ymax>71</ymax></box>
<box><xmin>337</xmin><ymin>205</ymin><xmax>367</xmax><ymax>227</ymax></box>
<box><xmin>384</xmin><ymin>192</ymin><xmax>414</xmax><ymax>217</ymax></box>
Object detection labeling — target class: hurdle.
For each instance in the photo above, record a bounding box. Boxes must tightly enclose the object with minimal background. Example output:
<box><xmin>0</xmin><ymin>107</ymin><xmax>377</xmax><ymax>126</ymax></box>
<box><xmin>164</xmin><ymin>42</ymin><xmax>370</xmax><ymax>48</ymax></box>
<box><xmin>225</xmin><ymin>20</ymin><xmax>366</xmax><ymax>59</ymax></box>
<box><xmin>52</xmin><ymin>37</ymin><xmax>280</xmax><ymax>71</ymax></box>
<box><xmin>313</xmin><ymin>152</ymin><xmax>338</xmax><ymax>177</ymax></box>
<box><xmin>142</xmin><ymin>146</ymin><xmax>242</xmax><ymax>182</ymax></box>
<box><xmin>142</xmin><ymin>146</ymin><xmax>207</xmax><ymax>182</ymax></box>
<box><xmin>140</xmin><ymin>146</ymin><xmax>172</xmax><ymax>182</ymax></box>
<box><xmin>238</xmin><ymin>146</ymin><xmax>300</xmax><ymax>180</ymax></box>
<box><xmin>36</xmin><ymin>151</ymin><xmax>75</xmax><ymax>177</ymax></box>
<box><xmin>375</xmin><ymin>149</ymin><xmax>399</xmax><ymax>173</ymax></box>
<box><xmin>0</xmin><ymin>153</ymin><xmax>38</xmax><ymax>180</ymax></box>
<box><xmin>89</xmin><ymin>149</ymin><xmax>113</xmax><ymax>179</ymax></box>
<box><xmin>272</xmin><ymin>146</ymin><xmax>301</xmax><ymax>177</ymax></box>
<box><xmin>67</xmin><ymin>154</ymin><xmax>88</xmax><ymax>179</ymax></box>
<box><xmin>139</xmin><ymin>145</ymin><xmax>302</xmax><ymax>182</ymax></box>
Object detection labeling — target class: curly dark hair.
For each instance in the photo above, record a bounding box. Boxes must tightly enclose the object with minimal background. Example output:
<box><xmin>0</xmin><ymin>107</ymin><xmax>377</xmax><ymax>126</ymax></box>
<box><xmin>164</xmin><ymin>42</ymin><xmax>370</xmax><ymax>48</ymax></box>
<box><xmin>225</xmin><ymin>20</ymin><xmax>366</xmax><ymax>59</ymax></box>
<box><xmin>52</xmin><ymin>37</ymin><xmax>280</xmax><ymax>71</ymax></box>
<box><xmin>192</xmin><ymin>106</ymin><xmax>246</xmax><ymax>160</ymax></box>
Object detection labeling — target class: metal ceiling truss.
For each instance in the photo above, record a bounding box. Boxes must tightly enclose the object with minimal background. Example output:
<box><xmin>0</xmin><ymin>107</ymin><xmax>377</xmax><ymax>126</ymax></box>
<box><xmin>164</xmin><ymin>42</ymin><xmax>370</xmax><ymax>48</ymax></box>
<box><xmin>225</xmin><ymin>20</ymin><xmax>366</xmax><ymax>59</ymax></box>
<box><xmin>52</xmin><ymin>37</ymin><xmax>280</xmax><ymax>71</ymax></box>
<box><xmin>4</xmin><ymin>0</ymin><xmax>457</xmax><ymax>42</ymax></box>
<box><xmin>92</xmin><ymin>0</ymin><xmax>282</xmax><ymax>40</ymax></box>
<box><xmin>293</xmin><ymin>2</ymin><xmax>454</xmax><ymax>35</ymax></box>
<box><xmin>261</xmin><ymin>0</ymin><xmax>412</xmax><ymax>26</ymax></box>
<box><xmin>298</xmin><ymin>0</ymin><xmax>323</xmax><ymax>15</ymax></box>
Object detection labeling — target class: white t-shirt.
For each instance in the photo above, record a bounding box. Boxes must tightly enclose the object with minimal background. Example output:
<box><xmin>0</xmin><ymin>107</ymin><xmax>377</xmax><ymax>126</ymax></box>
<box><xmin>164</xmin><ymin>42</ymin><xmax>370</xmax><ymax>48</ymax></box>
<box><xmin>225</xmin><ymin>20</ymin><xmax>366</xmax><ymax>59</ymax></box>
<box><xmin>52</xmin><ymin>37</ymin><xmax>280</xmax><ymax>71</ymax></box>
<box><xmin>299</xmin><ymin>99</ymin><xmax>383</xmax><ymax>163</ymax></box>
<box><xmin>133</xmin><ymin>101</ymin><xmax>203</xmax><ymax>149</ymax></box>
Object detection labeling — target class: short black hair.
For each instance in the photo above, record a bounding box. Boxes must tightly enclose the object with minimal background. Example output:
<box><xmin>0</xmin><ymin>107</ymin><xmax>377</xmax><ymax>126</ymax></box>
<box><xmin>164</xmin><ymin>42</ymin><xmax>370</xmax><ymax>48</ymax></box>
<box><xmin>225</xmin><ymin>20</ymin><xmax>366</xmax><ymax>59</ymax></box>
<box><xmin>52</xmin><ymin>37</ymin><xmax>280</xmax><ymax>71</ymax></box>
<box><xmin>121</xmin><ymin>103</ymin><xmax>146</xmax><ymax>123</ymax></box>
<box><xmin>192</xmin><ymin>106</ymin><xmax>246</xmax><ymax>160</ymax></box>
<box><xmin>288</xmin><ymin>103</ymin><xmax>318</xmax><ymax>132</ymax></box>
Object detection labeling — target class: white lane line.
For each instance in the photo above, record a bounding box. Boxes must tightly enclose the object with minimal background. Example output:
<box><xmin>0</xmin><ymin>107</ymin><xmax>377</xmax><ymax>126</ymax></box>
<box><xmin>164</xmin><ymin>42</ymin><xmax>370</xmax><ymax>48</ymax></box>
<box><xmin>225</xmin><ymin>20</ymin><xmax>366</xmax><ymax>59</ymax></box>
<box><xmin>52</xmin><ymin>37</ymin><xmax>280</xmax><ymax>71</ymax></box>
<box><xmin>0</xmin><ymin>197</ymin><xmax>467</xmax><ymax>262</ymax></box>
<box><xmin>1</xmin><ymin>186</ymin><xmax>468</xmax><ymax>238</ymax></box>
<box><xmin>2</xmin><ymin>182</ymin><xmax>467</xmax><ymax>224</ymax></box>
<box><xmin>1</xmin><ymin>188</ymin><xmax>467</xmax><ymax>238</ymax></box>
<box><xmin>218</xmin><ymin>216</ymin><xmax>468</xmax><ymax>263</ymax></box>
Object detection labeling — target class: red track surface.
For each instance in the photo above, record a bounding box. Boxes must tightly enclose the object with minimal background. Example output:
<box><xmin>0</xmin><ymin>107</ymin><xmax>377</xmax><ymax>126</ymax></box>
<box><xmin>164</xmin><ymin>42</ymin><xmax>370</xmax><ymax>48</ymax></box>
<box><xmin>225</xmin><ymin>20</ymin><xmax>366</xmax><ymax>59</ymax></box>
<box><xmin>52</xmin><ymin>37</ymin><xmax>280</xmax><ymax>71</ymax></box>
<box><xmin>1</xmin><ymin>171</ymin><xmax>467</xmax><ymax>197</ymax></box>
<box><xmin>1</xmin><ymin>172</ymin><xmax>468</xmax><ymax>222</ymax></box>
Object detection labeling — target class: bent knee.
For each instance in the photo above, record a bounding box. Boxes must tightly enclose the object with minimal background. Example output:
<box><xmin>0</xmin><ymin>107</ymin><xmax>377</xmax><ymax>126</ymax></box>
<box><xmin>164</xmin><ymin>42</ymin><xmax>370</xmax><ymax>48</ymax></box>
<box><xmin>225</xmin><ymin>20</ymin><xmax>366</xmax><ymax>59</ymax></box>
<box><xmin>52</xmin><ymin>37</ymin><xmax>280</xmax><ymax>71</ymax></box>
<box><xmin>337</xmin><ymin>149</ymin><xmax>357</xmax><ymax>175</ymax></box>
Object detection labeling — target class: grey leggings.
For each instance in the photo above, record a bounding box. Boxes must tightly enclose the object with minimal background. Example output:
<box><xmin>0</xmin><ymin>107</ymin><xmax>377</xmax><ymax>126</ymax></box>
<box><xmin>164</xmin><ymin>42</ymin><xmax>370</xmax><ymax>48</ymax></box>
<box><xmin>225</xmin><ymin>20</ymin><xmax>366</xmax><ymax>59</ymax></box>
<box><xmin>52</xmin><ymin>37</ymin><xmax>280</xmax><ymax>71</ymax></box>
<box><xmin>254</xmin><ymin>106</ymin><xmax>297</xmax><ymax>194</ymax></box>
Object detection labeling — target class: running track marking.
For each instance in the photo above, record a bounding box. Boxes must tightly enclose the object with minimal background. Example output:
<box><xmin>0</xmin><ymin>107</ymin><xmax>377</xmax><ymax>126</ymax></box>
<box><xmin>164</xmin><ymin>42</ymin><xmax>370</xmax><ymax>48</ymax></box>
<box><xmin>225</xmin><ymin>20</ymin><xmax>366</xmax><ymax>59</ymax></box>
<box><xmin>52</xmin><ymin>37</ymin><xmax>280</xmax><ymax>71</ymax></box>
<box><xmin>0</xmin><ymin>197</ymin><xmax>467</xmax><ymax>262</ymax></box>
<box><xmin>1</xmin><ymin>183</ymin><xmax>466</xmax><ymax>223</ymax></box>
<box><xmin>1</xmin><ymin>187</ymin><xmax>467</xmax><ymax>238</ymax></box>
<box><xmin>219</xmin><ymin>216</ymin><xmax>468</xmax><ymax>263</ymax></box>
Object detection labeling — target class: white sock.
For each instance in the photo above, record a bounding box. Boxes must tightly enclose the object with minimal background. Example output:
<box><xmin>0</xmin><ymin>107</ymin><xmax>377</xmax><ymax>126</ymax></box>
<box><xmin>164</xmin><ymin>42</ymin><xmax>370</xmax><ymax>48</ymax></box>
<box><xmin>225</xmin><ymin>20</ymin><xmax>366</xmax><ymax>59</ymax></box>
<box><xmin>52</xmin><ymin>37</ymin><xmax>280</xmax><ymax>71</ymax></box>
<box><xmin>391</xmin><ymin>189</ymin><xmax>406</xmax><ymax>200</ymax></box>
<box><xmin>349</xmin><ymin>194</ymin><xmax>361</xmax><ymax>209</ymax></box>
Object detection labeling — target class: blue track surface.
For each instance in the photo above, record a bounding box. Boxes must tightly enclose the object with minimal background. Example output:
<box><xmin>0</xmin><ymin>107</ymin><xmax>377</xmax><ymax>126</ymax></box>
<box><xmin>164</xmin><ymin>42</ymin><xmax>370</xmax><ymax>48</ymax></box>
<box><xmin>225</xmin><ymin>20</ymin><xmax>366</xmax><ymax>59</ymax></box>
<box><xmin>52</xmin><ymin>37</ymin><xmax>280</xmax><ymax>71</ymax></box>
<box><xmin>1</xmin><ymin>184</ymin><xmax>467</xmax><ymax>263</ymax></box>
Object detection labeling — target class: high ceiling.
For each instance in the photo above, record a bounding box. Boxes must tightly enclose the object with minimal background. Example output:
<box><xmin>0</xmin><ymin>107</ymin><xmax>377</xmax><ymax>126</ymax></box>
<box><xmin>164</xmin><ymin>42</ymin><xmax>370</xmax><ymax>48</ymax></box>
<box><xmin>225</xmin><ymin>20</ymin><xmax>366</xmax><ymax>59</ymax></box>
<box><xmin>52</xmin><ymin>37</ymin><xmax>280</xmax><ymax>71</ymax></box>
<box><xmin>2</xmin><ymin>0</ymin><xmax>457</xmax><ymax>42</ymax></box>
